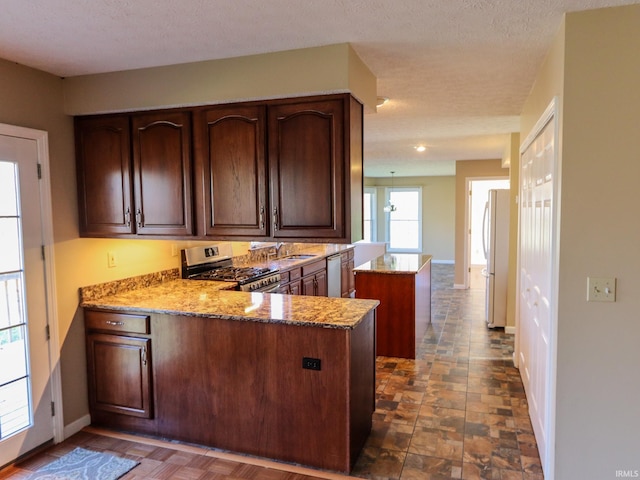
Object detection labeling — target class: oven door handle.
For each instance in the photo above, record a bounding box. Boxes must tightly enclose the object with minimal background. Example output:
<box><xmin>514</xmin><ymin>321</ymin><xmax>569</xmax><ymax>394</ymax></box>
<box><xmin>260</xmin><ymin>283</ymin><xmax>281</xmax><ymax>293</ymax></box>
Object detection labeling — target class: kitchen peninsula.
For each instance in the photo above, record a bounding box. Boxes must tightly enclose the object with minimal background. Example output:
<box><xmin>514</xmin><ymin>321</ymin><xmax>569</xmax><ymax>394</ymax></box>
<box><xmin>80</xmin><ymin>274</ymin><xmax>378</xmax><ymax>473</ymax></box>
<box><xmin>354</xmin><ymin>253</ymin><xmax>431</xmax><ymax>359</ymax></box>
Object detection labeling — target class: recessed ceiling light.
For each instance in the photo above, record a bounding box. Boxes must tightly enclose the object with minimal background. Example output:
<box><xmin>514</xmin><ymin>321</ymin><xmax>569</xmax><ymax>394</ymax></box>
<box><xmin>415</xmin><ymin>145</ymin><xmax>426</xmax><ymax>152</ymax></box>
<box><xmin>376</xmin><ymin>97</ymin><xmax>389</xmax><ymax>107</ymax></box>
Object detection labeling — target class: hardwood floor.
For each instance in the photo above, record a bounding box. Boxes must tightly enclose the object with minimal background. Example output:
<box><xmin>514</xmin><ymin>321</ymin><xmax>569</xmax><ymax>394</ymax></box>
<box><xmin>0</xmin><ymin>265</ymin><xmax>542</xmax><ymax>480</ymax></box>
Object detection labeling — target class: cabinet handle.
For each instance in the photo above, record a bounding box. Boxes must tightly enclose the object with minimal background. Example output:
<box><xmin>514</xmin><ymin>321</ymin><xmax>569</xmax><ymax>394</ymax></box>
<box><xmin>141</xmin><ymin>347</ymin><xmax>147</xmax><ymax>366</ymax></box>
<box><xmin>125</xmin><ymin>207</ymin><xmax>131</xmax><ymax>227</ymax></box>
<box><xmin>273</xmin><ymin>206</ymin><xmax>279</xmax><ymax>231</ymax></box>
<box><xmin>136</xmin><ymin>208</ymin><xmax>143</xmax><ymax>228</ymax></box>
<box><xmin>105</xmin><ymin>320</ymin><xmax>124</xmax><ymax>326</ymax></box>
<box><xmin>259</xmin><ymin>205</ymin><xmax>265</xmax><ymax>230</ymax></box>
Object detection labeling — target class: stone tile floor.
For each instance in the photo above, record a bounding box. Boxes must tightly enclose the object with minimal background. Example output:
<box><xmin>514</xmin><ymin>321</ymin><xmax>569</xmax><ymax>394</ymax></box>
<box><xmin>350</xmin><ymin>264</ymin><xmax>543</xmax><ymax>479</ymax></box>
<box><xmin>0</xmin><ymin>264</ymin><xmax>543</xmax><ymax>480</ymax></box>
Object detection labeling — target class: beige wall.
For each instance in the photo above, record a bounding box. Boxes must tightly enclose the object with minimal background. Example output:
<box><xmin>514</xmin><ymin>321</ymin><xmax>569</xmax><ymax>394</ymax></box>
<box><xmin>453</xmin><ymin>160</ymin><xmax>510</xmax><ymax>286</ymax></box>
<box><xmin>0</xmin><ymin>58</ymin><xmax>87</xmax><ymax>426</ymax></box>
<box><xmin>522</xmin><ymin>6</ymin><xmax>640</xmax><ymax>478</ymax></box>
<box><xmin>364</xmin><ymin>176</ymin><xmax>455</xmax><ymax>261</ymax></box>
<box><xmin>1</xmin><ymin>43</ymin><xmax>376</xmax><ymax>430</ymax></box>
<box><xmin>504</xmin><ymin>133</ymin><xmax>520</xmax><ymax>328</ymax></box>
<box><xmin>63</xmin><ymin>43</ymin><xmax>376</xmax><ymax>115</ymax></box>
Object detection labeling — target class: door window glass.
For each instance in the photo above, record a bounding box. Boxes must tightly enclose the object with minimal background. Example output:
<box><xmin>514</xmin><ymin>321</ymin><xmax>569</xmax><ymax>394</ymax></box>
<box><xmin>0</xmin><ymin>161</ymin><xmax>30</xmax><ymax>439</ymax></box>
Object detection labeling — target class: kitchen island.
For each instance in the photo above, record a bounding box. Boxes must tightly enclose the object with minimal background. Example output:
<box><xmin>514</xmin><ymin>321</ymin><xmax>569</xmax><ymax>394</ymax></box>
<box><xmin>81</xmin><ymin>277</ymin><xmax>378</xmax><ymax>473</ymax></box>
<box><xmin>354</xmin><ymin>253</ymin><xmax>431</xmax><ymax>359</ymax></box>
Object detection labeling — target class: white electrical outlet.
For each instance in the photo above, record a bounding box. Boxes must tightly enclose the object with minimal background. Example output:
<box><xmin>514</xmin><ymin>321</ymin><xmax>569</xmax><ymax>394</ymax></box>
<box><xmin>171</xmin><ymin>244</ymin><xmax>179</xmax><ymax>257</ymax></box>
<box><xmin>107</xmin><ymin>251</ymin><xmax>117</xmax><ymax>268</ymax></box>
<box><xmin>587</xmin><ymin>277</ymin><xmax>616</xmax><ymax>302</ymax></box>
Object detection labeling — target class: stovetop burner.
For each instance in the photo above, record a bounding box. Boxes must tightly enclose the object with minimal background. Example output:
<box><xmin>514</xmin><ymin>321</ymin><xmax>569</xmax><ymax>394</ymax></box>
<box><xmin>181</xmin><ymin>244</ymin><xmax>281</xmax><ymax>292</ymax></box>
<box><xmin>194</xmin><ymin>266</ymin><xmax>273</xmax><ymax>283</ymax></box>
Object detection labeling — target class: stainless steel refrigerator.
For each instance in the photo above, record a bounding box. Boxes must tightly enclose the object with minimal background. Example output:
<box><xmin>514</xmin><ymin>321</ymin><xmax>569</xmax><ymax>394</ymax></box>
<box><xmin>482</xmin><ymin>189</ymin><xmax>510</xmax><ymax>328</ymax></box>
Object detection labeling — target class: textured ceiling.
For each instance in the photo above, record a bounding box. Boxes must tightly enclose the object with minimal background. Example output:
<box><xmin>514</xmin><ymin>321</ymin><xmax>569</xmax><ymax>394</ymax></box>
<box><xmin>1</xmin><ymin>0</ymin><xmax>638</xmax><ymax>176</ymax></box>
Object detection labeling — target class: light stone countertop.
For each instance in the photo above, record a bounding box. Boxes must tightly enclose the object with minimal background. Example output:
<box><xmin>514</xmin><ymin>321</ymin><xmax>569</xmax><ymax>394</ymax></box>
<box><xmin>240</xmin><ymin>243</ymin><xmax>355</xmax><ymax>270</ymax></box>
<box><xmin>354</xmin><ymin>253</ymin><xmax>432</xmax><ymax>274</ymax></box>
<box><xmin>82</xmin><ymin>279</ymin><xmax>379</xmax><ymax>330</ymax></box>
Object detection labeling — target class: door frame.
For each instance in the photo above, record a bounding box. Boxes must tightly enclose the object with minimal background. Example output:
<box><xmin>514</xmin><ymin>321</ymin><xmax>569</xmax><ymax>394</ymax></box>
<box><xmin>0</xmin><ymin>123</ymin><xmax>64</xmax><ymax>444</ymax></box>
<box><xmin>463</xmin><ymin>176</ymin><xmax>509</xmax><ymax>289</ymax></box>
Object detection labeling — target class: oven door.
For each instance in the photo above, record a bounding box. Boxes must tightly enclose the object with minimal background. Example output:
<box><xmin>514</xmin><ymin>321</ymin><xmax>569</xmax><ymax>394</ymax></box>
<box><xmin>258</xmin><ymin>283</ymin><xmax>281</xmax><ymax>293</ymax></box>
<box><xmin>238</xmin><ymin>281</ymin><xmax>281</xmax><ymax>293</ymax></box>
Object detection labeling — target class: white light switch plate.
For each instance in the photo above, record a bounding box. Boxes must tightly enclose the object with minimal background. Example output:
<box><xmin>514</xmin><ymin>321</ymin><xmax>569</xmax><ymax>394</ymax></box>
<box><xmin>587</xmin><ymin>277</ymin><xmax>616</xmax><ymax>302</ymax></box>
<box><xmin>107</xmin><ymin>251</ymin><xmax>117</xmax><ymax>268</ymax></box>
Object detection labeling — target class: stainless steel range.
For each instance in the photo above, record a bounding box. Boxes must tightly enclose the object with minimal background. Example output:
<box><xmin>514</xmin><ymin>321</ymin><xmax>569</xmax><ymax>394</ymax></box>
<box><xmin>181</xmin><ymin>244</ymin><xmax>281</xmax><ymax>292</ymax></box>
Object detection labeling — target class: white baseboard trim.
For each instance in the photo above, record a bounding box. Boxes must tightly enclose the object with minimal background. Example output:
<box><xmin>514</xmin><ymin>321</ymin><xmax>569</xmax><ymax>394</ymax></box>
<box><xmin>505</xmin><ymin>326</ymin><xmax>516</xmax><ymax>335</ymax></box>
<box><xmin>453</xmin><ymin>283</ymin><xmax>466</xmax><ymax>289</ymax></box>
<box><xmin>431</xmin><ymin>259</ymin><xmax>454</xmax><ymax>265</ymax></box>
<box><xmin>63</xmin><ymin>414</ymin><xmax>91</xmax><ymax>440</ymax></box>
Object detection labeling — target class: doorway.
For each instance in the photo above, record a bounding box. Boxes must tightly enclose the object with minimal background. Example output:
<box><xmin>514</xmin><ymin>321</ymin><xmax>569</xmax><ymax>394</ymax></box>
<box><xmin>466</xmin><ymin>178</ymin><xmax>510</xmax><ymax>289</ymax></box>
<box><xmin>0</xmin><ymin>125</ymin><xmax>61</xmax><ymax>467</ymax></box>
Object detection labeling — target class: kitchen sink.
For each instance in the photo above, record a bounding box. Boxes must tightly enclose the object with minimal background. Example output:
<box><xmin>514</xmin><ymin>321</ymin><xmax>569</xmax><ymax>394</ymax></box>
<box><xmin>280</xmin><ymin>254</ymin><xmax>317</xmax><ymax>260</ymax></box>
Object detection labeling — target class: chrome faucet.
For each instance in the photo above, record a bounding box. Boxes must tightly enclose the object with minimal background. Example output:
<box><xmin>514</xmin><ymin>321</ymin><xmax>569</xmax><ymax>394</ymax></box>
<box><xmin>266</xmin><ymin>242</ymin><xmax>287</xmax><ymax>260</ymax></box>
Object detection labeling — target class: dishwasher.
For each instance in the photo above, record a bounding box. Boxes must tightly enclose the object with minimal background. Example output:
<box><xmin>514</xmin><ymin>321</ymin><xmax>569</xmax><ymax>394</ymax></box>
<box><xmin>327</xmin><ymin>254</ymin><xmax>342</xmax><ymax>297</ymax></box>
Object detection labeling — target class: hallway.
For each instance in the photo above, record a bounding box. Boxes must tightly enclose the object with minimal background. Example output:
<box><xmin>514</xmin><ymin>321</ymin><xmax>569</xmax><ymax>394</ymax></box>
<box><xmin>351</xmin><ymin>264</ymin><xmax>543</xmax><ymax>479</ymax></box>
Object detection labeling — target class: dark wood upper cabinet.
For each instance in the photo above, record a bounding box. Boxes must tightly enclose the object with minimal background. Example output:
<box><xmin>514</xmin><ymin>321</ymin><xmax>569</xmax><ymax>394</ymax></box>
<box><xmin>75</xmin><ymin>115</ymin><xmax>134</xmax><ymax>236</ymax></box>
<box><xmin>75</xmin><ymin>94</ymin><xmax>363</xmax><ymax>242</ymax></box>
<box><xmin>76</xmin><ymin>110</ymin><xmax>194</xmax><ymax>237</ymax></box>
<box><xmin>269</xmin><ymin>98</ymin><xmax>345</xmax><ymax>239</ymax></box>
<box><xmin>193</xmin><ymin>105</ymin><xmax>268</xmax><ymax>237</ymax></box>
<box><xmin>131</xmin><ymin>111</ymin><xmax>193</xmax><ymax>236</ymax></box>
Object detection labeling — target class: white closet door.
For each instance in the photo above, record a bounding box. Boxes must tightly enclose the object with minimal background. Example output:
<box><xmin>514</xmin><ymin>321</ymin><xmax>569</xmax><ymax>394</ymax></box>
<box><xmin>518</xmin><ymin>99</ymin><xmax>559</xmax><ymax>477</ymax></box>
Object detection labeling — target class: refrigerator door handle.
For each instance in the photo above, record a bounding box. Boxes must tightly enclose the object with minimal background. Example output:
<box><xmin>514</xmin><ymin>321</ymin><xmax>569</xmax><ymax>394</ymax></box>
<box><xmin>481</xmin><ymin>201</ymin><xmax>489</xmax><ymax>261</ymax></box>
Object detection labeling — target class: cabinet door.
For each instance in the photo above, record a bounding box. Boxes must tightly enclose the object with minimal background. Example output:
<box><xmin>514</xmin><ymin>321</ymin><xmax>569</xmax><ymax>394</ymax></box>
<box><xmin>301</xmin><ymin>272</ymin><xmax>327</xmax><ymax>296</ymax></box>
<box><xmin>75</xmin><ymin>115</ymin><xmax>134</xmax><ymax>236</ymax></box>
<box><xmin>86</xmin><ymin>333</ymin><xmax>153</xmax><ymax>418</ymax></box>
<box><xmin>341</xmin><ymin>251</ymin><xmax>355</xmax><ymax>297</ymax></box>
<box><xmin>194</xmin><ymin>106</ymin><xmax>268</xmax><ymax>237</ymax></box>
<box><xmin>315</xmin><ymin>270</ymin><xmax>328</xmax><ymax>297</ymax></box>
<box><xmin>268</xmin><ymin>98</ymin><xmax>345</xmax><ymax>239</ymax></box>
<box><xmin>131</xmin><ymin>111</ymin><xmax>193</xmax><ymax>236</ymax></box>
<box><xmin>289</xmin><ymin>279</ymin><xmax>302</xmax><ymax>295</ymax></box>
<box><xmin>301</xmin><ymin>275</ymin><xmax>317</xmax><ymax>296</ymax></box>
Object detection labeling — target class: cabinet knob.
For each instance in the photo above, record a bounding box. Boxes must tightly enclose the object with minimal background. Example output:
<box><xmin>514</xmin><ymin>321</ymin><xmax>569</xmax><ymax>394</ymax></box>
<box><xmin>259</xmin><ymin>205</ymin><xmax>265</xmax><ymax>230</ymax></box>
<box><xmin>105</xmin><ymin>320</ymin><xmax>124</xmax><ymax>326</ymax></box>
<box><xmin>125</xmin><ymin>207</ymin><xmax>131</xmax><ymax>227</ymax></box>
<box><xmin>273</xmin><ymin>207</ymin><xmax>279</xmax><ymax>231</ymax></box>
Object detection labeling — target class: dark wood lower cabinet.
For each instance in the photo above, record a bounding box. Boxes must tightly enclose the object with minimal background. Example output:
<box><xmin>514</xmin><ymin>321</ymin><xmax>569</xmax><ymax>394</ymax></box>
<box><xmin>341</xmin><ymin>249</ymin><xmax>355</xmax><ymax>297</ymax></box>
<box><xmin>355</xmin><ymin>257</ymin><xmax>431</xmax><ymax>359</ymax></box>
<box><xmin>86</xmin><ymin>333</ymin><xmax>152</xmax><ymax>419</ymax></box>
<box><xmin>300</xmin><ymin>259</ymin><xmax>327</xmax><ymax>296</ymax></box>
<box><xmin>85</xmin><ymin>309</ymin><xmax>375</xmax><ymax>473</ymax></box>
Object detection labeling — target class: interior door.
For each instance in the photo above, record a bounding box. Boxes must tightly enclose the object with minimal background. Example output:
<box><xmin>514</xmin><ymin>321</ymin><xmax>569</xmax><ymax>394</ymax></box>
<box><xmin>467</xmin><ymin>178</ymin><xmax>509</xmax><ymax>289</ymax></box>
<box><xmin>0</xmin><ymin>134</ymin><xmax>54</xmax><ymax>466</ymax></box>
<box><xmin>518</xmin><ymin>102</ymin><xmax>557</xmax><ymax>474</ymax></box>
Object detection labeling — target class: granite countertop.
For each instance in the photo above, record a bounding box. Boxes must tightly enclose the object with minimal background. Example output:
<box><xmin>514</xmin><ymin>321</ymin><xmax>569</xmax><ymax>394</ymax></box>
<box><xmin>82</xmin><ymin>279</ymin><xmax>379</xmax><ymax>330</ymax></box>
<box><xmin>354</xmin><ymin>253</ymin><xmax>432</xmax><ymax>274</ymax></box>
<box><xmin>243</xmin><ymin>243</ymin><xmax>354</xmax><ymax>270</ymax></box>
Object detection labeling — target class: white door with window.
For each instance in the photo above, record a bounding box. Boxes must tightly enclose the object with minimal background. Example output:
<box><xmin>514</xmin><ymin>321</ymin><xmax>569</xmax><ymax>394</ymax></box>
<box><xmin>0</xmin><ymin>132</ymin><xmax>55</xmax><ymax>466</ymax></box>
